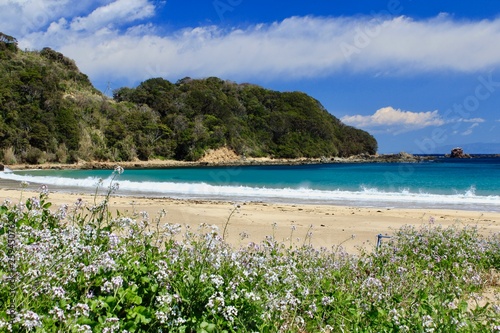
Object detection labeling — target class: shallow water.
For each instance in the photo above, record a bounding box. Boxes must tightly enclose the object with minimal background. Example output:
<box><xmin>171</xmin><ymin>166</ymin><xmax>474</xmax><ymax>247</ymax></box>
<box><xmin>1</xmin><ymin>157</ymin><xmax>499</xmax><ymax>211</ymax></box>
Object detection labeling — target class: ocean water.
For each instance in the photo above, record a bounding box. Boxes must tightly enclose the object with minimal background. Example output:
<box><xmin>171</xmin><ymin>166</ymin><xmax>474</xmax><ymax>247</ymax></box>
<box><xmin>1</xmin><ymin>157</ymin><xmax>499</xmax><ymax>211</ymax></box>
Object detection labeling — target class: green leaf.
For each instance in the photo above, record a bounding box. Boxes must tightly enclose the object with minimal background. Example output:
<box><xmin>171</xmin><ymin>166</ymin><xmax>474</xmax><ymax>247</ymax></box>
<box><xmin>105</xmin><ymin>296</ymin><xmax>117</xmax><ymax>305</ymax></box>
<box><xmin>77</xmin><ymin>317</ymin><xmax>94</xmax><ymax>325</ymax></box>
<box><xmin>132</xmin><ymin>295</ymin><xmax>142</xmax><ymax>305</ymax></box>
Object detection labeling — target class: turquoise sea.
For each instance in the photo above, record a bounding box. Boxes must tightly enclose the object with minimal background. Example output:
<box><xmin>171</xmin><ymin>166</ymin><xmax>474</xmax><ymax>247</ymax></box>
<box><xmin>1</xmin><ymin>157</ymin><xmax>499</xmax><ymax>211</ymax></box>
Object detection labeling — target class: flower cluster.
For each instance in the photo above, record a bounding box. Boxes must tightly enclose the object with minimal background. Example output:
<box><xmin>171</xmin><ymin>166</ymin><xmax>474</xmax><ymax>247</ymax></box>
<box><xmin>0</xmin><ymin>180</ymin><xmax>499</xmax><ymax>332</ymax></box>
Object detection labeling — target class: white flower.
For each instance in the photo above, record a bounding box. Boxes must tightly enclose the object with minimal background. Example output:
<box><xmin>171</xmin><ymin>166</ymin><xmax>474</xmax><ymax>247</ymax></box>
<box><xmin>74</xmin><ymin>324</ymin><xmax>92</xmax><ymax>333</ymax></box>
<box><xmin>164</xmin><ymin>223</ymin><xmax>182</xmax><ymax>236</ymax></box>
<box><xmin>110</xmin><ymin>182</ymin><xmax>120</xmax><ymax>193</ymax></box>
<box><xmin>156</xmin><ymin>311</ymin><xmax>169</xmax><ymax>324</ymax></box>
<box><xmin>206</xmin><ymin>292</ymin><xmax>225</xmax><ymax>314</ymax></box>
<box><xmin>57</xmin><ymin>204</ymin><xmax>68</xmax><ymax>220</ymax></box>
<box><xmin>102</xmin><ymin>281</ymin><xmax>114</xmax><ymax>293</ymax></box>
<box><xmin>361</xmin><ymin>277</ymin><xmax>383</xmax><ymax>290</ymax></box>
<box><xmin>223</xmin><ymin>305</ymin><xmax>238</xmax><ymax>323</ymax></box>
<box><xmin>38</xmin><ymin>184</ymin><xmax>49</xmax><ymax>196</ymax></box>
<box><xmin>114</xmin><ymin>165</ymin><xmax>124</xmax><ymax>174</ymax></box>
<box><xmin>210</xmin><ymin>274</ymin><xmax>224</xmax><ymax>288</ymax></box>
<box><xmin>396</xmin><ymin>267</ymin><xmax>407</xmax><ymax>275</ymax></box>
<box><xmin>422</xmin><ymin>315</ymin><xmax>434</xmax><ymax>331</ymax></box>
<box><xmin>49</xmin><ymin>306</ymin><xmax>66</xmax><ymax>321</ymax></box>
<box><xmin>52</xmin><ymin>286</ymin><xmax>66</xmax><ymax>298</ymax></box>
<box><xmin>322</xmin><ymin>296</ymin><xmax>334</xmax><ymax>306</ymax></box>
<box><xmin>156</xmin><ymin>294</ymin><xmax>174</xmax><ymax>307</ymax></box>
<box><xmin>21</xmin><ymin>310</ymin><xmax>42</xmax><ymax>330</ymax></box>
<box><xmin>245</xmin><ymin>291</ymin><xmax>261</xmax><ymax>301</ymax></box>
<box><xmin>0</xmin><ymin>319</ymin><xmax>11</xmax><ymax>330</ymax></box>
<box><xmin>74</xmin><ymin>303</ymin><xmax>90</xmax><ymax>317</ymax></box>
<box><xmin>28</xmin><ymin>197</ymin><xmax>41</xmax><ymax>209</ymax></box>
<box><xmin>111</xmin><ymin>276</ymin><xmax>124</xmax><ymax>289</ymax></box>
<box><xmin>109</xmin><ymin>234</ymin><xmax>120</xmax><ymax>247</ymax></box>
<box><xmin>74</xmin><ymin>198</ymin><xmax>85</xmax><ymax>208</ymax></box>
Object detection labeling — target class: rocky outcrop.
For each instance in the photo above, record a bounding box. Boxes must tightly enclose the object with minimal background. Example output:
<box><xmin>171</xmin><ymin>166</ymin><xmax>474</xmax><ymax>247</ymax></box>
<box><xmin>199</xmin><ymin>147</ymin><xmax>240</xmax><ymax>164</ymax></box>
<box><xmin>0</xmin><ymin>164</ymin><xmax>4</xmax><ymax>171</ymax></box>
<box><xmin>448</xmin><ymin>147</ymin><xmax>471</xmax><ymax>158</ymax></box>
<box><xmin>339</xmin><ymin>152</ymin><xmax>429</xmax><ymax>163</ymax></box>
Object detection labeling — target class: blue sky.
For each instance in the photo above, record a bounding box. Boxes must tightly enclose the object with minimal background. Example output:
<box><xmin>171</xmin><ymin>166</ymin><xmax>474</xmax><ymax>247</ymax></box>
<box><xmin>1</xmin><ymin>0</ymin><xmax>500</xmax><ymax>153</ymax></box>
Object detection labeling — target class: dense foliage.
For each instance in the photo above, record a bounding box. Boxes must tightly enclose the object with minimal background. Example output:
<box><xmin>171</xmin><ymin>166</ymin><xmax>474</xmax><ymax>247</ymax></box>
<box><xmin>0</xmin><ymin>33</ymin><xmax>377</xmax><ymax>164</ymax></box>
<box><xmin>0</xmin><ymin>173</ymin><xmax>499</xmax><ymax>332</ymax></box>
<box><xmin>113</xmin><ymin>77</ymin><xmax>377</xmax><ymax>160</ymax></box>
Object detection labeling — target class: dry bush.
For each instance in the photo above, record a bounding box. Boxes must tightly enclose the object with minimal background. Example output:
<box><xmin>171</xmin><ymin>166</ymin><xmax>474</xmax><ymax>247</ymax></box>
<box><xmin>2</xmin><ymin>146</ymin><xmax>17</xmax><ymax>164</ymax></box>
<box><xmin>56</xmin><ymin>143</ymin><xmax>68</xmax><ymax>163</ymax></box>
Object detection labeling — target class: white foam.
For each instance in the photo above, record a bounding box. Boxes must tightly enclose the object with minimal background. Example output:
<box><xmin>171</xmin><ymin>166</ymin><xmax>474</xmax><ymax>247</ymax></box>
<box><xmin>0</xmin><ymin>172</ymin><xmax>498</xmax><ymax>211</ymax></box>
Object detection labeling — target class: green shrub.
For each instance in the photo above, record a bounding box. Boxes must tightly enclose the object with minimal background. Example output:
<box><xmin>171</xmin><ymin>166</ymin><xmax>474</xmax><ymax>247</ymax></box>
<box><xmin>1</xmin><ymin>170</ymin><xmax>498</xmax><ymax>332</ymax></box>
<box><xmin>24</xmin><ymin>147</ymin><xmax>44</xmax><ymax>164</ymax></box>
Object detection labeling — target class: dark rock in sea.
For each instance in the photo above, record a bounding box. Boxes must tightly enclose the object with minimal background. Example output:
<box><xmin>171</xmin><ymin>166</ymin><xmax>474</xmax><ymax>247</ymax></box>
<box><xmin>448</xmin><ymin>147</ymin><xmax>471</xmax><ymax>158</ymax></box>
<box><xmin>0</xmin><ymin>164</ymin><xmax>3</xmax><ymax>171</ymax></box>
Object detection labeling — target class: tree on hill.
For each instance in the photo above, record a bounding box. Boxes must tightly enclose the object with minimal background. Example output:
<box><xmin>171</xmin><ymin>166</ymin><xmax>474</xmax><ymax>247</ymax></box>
<box><xmin>0</xmin><ymin>34</ymin><xmax>377</xmax><ymax>164</ymax></box>
<box><xmin>0</xmin><ymin>32</ymin><xmax>17</xmax><ymax>50</ymax></box>
<box><xmin>113</xmin><ymin>77</ymin><xmax>377</xmax><ymax>160</ymax></box>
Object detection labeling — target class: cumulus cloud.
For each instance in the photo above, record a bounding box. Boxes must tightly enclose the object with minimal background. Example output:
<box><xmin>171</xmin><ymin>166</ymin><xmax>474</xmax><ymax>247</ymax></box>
<box><xmin>3</xmin><ymin>2</ymin><xmax>500</xmax><ymax>85</ymax></box>
<box><xmin>341</xmin><ymin>107</ymin><xmax>445</xmax><ymax>134</ymax></box>
<box><xmin>0</xmin><ymin>0</ymin><xmax>105</xmax><ymax>34</ymax></box>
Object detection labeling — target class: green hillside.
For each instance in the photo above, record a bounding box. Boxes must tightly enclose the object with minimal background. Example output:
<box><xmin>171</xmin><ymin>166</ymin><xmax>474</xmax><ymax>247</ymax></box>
<box><xmin>0</xmin><ymin>33</ymin><xmax>377</xmax><ymax>164</ymax></box>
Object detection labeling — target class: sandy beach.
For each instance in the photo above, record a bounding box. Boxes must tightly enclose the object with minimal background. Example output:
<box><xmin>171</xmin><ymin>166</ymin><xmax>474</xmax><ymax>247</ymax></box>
<box><xmin>1</xmin><ymin>185</ymin><xmax>499</xmax><ymax>253</ymax></box>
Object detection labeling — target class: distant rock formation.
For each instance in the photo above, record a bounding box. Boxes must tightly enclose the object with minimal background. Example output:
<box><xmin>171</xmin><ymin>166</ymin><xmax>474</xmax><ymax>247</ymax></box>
<box><xmin>448</xmin><ymin>147</ymin><xmax>471</xmax><ymax>158</ymax></box>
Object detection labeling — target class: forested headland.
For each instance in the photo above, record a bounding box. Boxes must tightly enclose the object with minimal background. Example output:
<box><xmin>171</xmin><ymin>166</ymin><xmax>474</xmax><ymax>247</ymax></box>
<box><xmin>0</xmin><ymin>32</ymin><xmax>377</xmax><ymax>164</ymax></box>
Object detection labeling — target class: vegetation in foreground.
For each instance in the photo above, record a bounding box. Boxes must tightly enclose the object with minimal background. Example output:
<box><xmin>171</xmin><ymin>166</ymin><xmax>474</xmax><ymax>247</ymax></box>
<box><xmin>1</xmin><ymin>169</ymin><xmax>499</xmax><ymax>332</ymax></box>
<box><xmin>0</xmin><ymin>32</ymin><xmax>376</xmax><ymax>164</ymax></box>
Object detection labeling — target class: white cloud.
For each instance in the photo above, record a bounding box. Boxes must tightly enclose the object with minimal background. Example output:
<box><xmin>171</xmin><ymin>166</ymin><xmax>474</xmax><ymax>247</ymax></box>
<box><xmin>461</xmin><ymin>123</ymin><xmax>480</xmax><ymax>136</ymax></box>
<box><xmin>450</xmin><ymin>117</ymin><xmax>485</xmax><ymax>123</ymax></box>
<box><xmin>341</xmin><ymin>109</ymin><xmax>489</xmax><ymax>135</ymax></box>
<box><xmin>3</xmin><ymin>4</ymin><xmax>500</xmax><ymax>85</ymax></box>
<box><xmin>458</xmin><ymin>118</ymin><xmax>485</xmax><ymax>123</ymax></box>
<box><xmin>0</xmin><ymin>0</ymin><xmax>106</xmax><ymax>34</ymax></box>
<box><xmin>70</xmin><ymin>0</ymin><xmax>155</xmax><ymax>32</ymax></box>
<box><xmin>341</xmin><ymin>107</ymin><xmax>445</xmax><ymax>134</ymax></box>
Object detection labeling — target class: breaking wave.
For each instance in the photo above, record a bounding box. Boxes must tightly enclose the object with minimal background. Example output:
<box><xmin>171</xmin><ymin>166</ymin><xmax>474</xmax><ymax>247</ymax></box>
<box><xmin>0</xmin><ymin>171</ymin><xmax>498</xmax><ymax>211</ymax></box>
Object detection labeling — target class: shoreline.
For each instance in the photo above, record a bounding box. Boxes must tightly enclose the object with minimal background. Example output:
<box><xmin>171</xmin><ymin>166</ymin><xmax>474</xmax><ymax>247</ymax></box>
<box><xmin>2</xmin><ymin>160</ymin><xmax>499</xmax><ymax>213</ymax></box>
<box><xmin>3</xmin><ymin>152</ymin><xmax>499</xmax><ymax>171</ymax></box>
<box><xmin>1</xmin><ymin>186</ymin><xmax>498</xmax><ymax>253</ymax></box>
<box><xmin>2</xmin><ymin>155</ymin><xmax>499</xmax><ymax>252</ymax></box>
<box><xmin>3</xmin><ymin>152</ymin><xmax>439</xmax><ymax>171</ymax></box>
<box><xmin>1</xmin><ymin>176</ymin><xmax>498</xmax><ymax>213</ymax></box>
